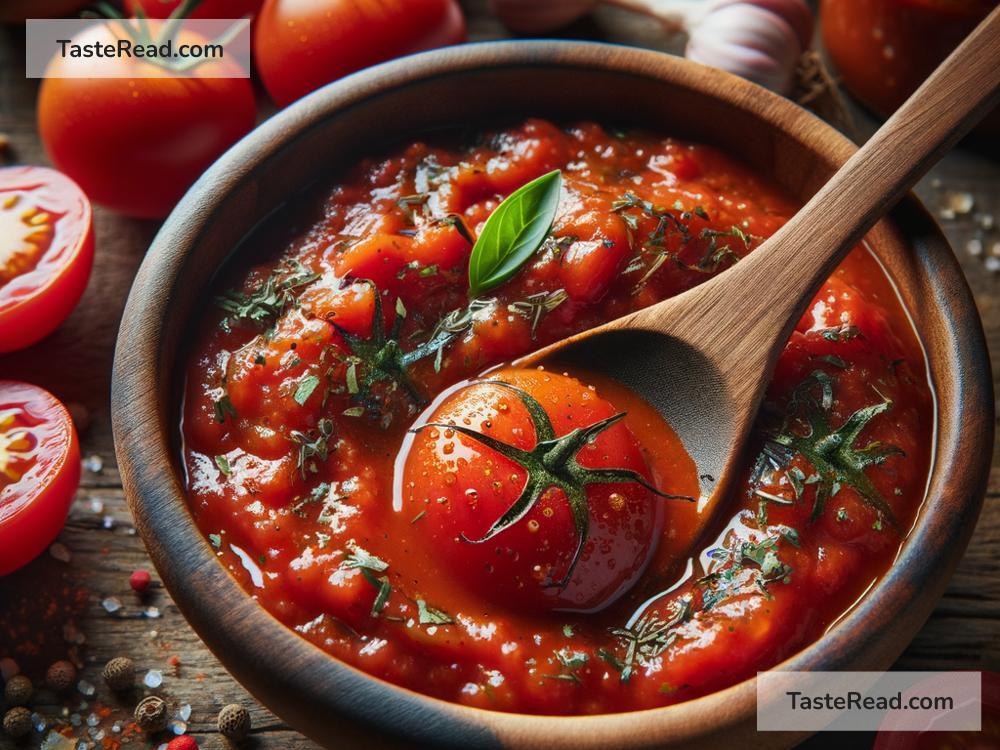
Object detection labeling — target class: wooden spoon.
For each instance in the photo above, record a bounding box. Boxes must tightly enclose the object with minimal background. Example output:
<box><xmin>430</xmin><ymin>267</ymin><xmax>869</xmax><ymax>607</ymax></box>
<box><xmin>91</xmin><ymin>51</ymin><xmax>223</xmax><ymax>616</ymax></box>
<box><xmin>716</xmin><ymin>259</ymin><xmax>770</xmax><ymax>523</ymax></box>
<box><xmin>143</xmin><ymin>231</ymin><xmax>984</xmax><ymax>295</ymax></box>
<box><xmin>514</xmin><ymin>7</ymin><xmax>1000</xmax><ymax>550</ymax></box>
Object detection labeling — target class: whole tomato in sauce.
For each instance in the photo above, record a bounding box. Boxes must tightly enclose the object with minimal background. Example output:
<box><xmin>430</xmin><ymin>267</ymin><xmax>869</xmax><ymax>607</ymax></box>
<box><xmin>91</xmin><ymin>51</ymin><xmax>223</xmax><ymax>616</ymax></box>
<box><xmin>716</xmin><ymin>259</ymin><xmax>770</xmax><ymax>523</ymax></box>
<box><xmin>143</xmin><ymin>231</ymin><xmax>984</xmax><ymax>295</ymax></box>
<box><xmin>403</xmin><ymin>368</ymin><xmax>689</xmax><ymax>613</ymax></box>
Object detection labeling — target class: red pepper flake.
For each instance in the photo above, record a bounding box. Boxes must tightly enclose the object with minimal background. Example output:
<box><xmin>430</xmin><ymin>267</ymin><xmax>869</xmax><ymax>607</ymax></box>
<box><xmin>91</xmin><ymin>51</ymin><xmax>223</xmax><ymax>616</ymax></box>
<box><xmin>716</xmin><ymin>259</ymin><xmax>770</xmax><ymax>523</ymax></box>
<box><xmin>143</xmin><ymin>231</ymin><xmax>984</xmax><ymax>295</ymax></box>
<box><xmin>129</xmin><ymin>569</ymin><xmax>152</xmax><ymax>594</ymax></box>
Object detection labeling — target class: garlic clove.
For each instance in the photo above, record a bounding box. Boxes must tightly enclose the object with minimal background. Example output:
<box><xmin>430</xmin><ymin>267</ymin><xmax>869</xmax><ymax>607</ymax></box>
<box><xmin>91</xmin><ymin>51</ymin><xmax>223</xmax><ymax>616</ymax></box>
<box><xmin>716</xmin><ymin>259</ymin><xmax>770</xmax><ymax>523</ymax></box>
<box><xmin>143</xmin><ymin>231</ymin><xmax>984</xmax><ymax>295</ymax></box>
<box><xmin>687</xmin><ymin>3</ymin><xmax>806</xmax><ymax>92</ymax></box>
<box><xmin>710</xmin><ymin>0</ymin><xmax>813</xmax><ymax>49</ymax></box>
<box><xmin>491</xmin><ymin>0</ymin><xmax>598</xmax><ymax>33</ymax></box>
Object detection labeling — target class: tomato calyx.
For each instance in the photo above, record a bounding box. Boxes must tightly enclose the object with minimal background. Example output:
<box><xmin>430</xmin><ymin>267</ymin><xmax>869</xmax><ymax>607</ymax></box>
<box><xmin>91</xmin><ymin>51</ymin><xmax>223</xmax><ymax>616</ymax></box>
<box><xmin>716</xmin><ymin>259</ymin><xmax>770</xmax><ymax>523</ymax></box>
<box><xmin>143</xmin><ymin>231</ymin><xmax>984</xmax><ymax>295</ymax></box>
<box><xmin>414</xmin><ymin>380</ymin><xmax>693</xmax><ymax>589</ymax></box>
<box><xmin>770</xmin><ymin>374</ymin><xmax>904</xmax><ymax>530</ymax></box>
<box><xmin>85</xmin><ymin>0</ymin><xmax>239</xmax><ymax>75</ymax></box>
<box><xmin>332</xmin><ymin>284</ymin><xmax>422</xmax><ymax>411</ymax></box>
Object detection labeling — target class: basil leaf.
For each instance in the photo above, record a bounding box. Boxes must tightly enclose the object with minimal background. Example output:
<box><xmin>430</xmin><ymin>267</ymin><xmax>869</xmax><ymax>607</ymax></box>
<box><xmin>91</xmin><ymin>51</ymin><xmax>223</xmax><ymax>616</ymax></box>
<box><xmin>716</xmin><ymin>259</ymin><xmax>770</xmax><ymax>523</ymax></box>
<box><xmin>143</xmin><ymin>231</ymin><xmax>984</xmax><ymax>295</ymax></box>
<box><xmin>467</xmin><ymin>169</ymin><xmax>562</xmax><ymax>297</ymax></box>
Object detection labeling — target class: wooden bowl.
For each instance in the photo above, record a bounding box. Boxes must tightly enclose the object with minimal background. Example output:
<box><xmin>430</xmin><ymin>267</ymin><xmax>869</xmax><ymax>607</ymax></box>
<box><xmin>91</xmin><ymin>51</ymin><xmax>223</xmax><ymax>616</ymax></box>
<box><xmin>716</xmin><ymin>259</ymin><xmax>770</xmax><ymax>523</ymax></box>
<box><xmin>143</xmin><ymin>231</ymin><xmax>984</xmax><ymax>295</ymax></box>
<box><xmin>111</xmin><ymin>42</ymin><xmax>993</xmax><ymax>749</ymax></box>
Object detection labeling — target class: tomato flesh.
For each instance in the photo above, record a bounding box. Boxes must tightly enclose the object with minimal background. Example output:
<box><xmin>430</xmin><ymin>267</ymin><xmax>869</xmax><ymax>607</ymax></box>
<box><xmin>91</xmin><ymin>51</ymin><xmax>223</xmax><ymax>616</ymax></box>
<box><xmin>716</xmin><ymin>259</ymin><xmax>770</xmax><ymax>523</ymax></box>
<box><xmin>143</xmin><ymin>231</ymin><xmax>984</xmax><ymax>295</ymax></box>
<box><xmin>0</xmin><ymin>381</ymin><xmax>80</xmax><ymax>577</ymax></box>
<box><xmin>0</xmin><ymin>167</ymin><xmax>94</xmax><ymax>353</ymax></box>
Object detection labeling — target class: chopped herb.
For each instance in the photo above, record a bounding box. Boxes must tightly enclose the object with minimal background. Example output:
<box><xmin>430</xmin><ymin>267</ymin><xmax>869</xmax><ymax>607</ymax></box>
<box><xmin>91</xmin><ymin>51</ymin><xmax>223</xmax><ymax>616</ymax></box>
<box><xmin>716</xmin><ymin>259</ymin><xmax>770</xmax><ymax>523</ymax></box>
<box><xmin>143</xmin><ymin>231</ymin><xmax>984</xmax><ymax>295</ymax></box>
<box><xmin>293</xmin><ymin>374</ymin><xmax>321</xmax><ymax>405</ymax></box>
<box><xmin>369</xmin><ymin>575</ymin><xmax>392</xmax><ymax>616</ymax></box>
<box><xmin>341</xmin><ymin>546</ymin><xmax>392</xmax><ymax>617</ymax></box>
<box><xmin>290</xmin><ymin>419</ymin><xmax>335</xmax><ymax>478</ymax></box>
<box><xmin>342</xmin><ymin>546</ymin><xmax>389</xmax><ymax>573</ymax></box>
<box><xmin>214</xmin><ymin>454</ymin><xmax>232</xmax><ymax>477</ymax></box>
<box><xmin>507</xmin><ymin>288</ymin><xmax>569</xmax><ymax>339</ymax></box>
<box><xmin>597</xmin><ymin>647</ymin><xmax>625</xmax><ymax>673</ymax></box>
<box><xmin>214</xmin><ymin>394</ymin><xmax>237</xmax><ymax>424</ymax></box>
<box><xmin>291</xmin><ymin>482</ymin><xmax>332</xmax><ymax>517</ymax></box>
<box><xmin>754</xmin><ymin>488</ymin><xmax>794</xmax><ymax>525</ymax></box>
<box><xmin>409</xmin><ymin>297</ymin><xmax>496</xmax><ymax>372</ymax></box>
<box><xmin>563</xmin><ymin>624</ymin><xmax>575</xmax><ymax>638</ymax></box>
<box><xmin>436</xmin><ymin>214</ymin><xmax>476</xmax><ymax>245</ymax></box>
<box><xmin>544</xmin><ymin>648</ymin><xmax>588</xmax><ymax>684</ymax></box>
<box><xmin>215</xmin><ymin>261</ymin><xmax>319</xmax><ymax>328</ymax></box>
<box><xmin>416</xmin><ymin>599</ymin><xmax>453</xmax><ymax>625</ymax></box>
<box><xmin>342</xmin><ymin>406</ymin><xmax>365</xmax><ymax>417</ymax></box>
<box><xmin>556</xmin><ymin>649</ymin><xmax>588</xmax><ymax>670</ymax></box>
<box><xmin>606</xmin><ymin>595</ymin><xmax>692</xmax><ymax>682</ymax></box>
<box><xmin>819</xmin><ymin>324</ymin><xmax>862</xmax><ymax>342</ymax></box>
<box><xmin>208</xmin><ymin>533</ymin><xmax>222</xmax><ymax>549</ymax></box>
<box><xmin>410</xmin><ymin>510</ymin><xmax>427</xmax><ymax>524</ymax></box>
<box><xmin>836</xmin><ymin>507</ymin><xmax>849</xmax><ymax>522</ymax></box>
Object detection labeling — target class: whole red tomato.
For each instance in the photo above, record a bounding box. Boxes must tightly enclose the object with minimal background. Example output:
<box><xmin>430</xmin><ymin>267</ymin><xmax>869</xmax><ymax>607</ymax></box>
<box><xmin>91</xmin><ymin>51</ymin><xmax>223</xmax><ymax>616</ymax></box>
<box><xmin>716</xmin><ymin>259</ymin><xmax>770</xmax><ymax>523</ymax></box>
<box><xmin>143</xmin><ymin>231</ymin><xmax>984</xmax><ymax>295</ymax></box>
<box><xmin>0</xmin><ymin>166</ymin><xmax>94</xmax><ymax>353</ymax></box>
<box><xmin>0</xmin><ymin>381</ymin><xmax>80</xmax><ymax>577</ymax></box>
<box><xmin>254</xmin><ymin>0</ymin><xmax>466</xmax><ymax>107</ymax></box>
<box><xmin>124</xmin><ymin>0</ymin><xmax>263</xmax><ymax>19</ymax></box>
<box><xmin>37</xmin><ymin>23</ymin><xmax>256</xmax><ymax>219</ymax></box>
<box><xmin>403</xmin><ymin>368</ymin><xmax>675</xmax><ymax>613</ymax></box>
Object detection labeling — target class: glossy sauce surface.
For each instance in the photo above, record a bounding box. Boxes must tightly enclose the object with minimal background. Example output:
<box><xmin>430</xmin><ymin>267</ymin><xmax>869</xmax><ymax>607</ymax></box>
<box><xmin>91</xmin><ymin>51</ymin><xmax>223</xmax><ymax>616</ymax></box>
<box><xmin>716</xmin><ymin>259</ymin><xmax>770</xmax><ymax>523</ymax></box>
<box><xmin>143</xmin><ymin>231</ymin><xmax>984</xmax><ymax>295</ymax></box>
<box><xmin>181</xmin><ymin>120</ymin><xmax>933</xmax><ymax>714</ymax></box>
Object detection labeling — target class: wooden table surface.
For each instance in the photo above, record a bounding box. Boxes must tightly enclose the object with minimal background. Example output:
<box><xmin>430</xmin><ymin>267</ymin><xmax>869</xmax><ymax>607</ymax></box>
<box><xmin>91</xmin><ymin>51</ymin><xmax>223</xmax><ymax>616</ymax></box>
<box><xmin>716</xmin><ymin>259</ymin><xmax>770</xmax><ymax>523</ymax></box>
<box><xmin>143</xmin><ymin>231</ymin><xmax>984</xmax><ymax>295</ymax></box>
<box><xmin>1</xmin><ymin>2</ymin><xmax>998</xmax><ymax>749</ymax></box>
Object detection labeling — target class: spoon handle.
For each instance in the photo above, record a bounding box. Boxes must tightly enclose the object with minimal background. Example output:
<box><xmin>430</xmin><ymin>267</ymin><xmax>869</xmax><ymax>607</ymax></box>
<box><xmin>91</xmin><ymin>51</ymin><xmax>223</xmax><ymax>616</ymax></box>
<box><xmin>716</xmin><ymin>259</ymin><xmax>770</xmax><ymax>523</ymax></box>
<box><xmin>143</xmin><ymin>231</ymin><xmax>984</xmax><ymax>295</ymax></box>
<box><xmin>718</xmin><ymin>5</ymin><xmax>1000</xmax><ymax>339</ymax></box>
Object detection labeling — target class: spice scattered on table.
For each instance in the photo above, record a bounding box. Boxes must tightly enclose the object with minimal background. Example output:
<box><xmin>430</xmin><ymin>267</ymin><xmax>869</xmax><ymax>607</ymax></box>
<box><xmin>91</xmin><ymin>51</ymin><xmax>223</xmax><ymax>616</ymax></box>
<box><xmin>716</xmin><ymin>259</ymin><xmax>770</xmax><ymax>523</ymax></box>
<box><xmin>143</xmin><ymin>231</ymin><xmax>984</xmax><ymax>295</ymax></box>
<box><xmin>167</xmin><ymin>736</ymin><xmax>199</xmax><ymax>750</ymax></box>
<box><xmin>2</xmin><ymin>705</ymin><xmax>32</xmax><ymax>738</ymax></box>
<box><xmin>218</xmin><ymin>702</ymin><xmax>251</xmax><ymax>741</ymax></box>
<box><xmin>102</xmin><ymin>656</ymin><xmax>135</xmax><ymax>692</ymax></box>
<box><xmin>45</xmin><ymin>659</ymin><xmax>76</xmax><ymax>693</ymax></box>
<box><xmin>130</xmin><ymin>569</ymin><xmax>152</xmax><ymax>594</ymax></box>
<box><xmin>135</xmin><ymin>695</ymin><xmax>169</xmax><ymax>733</ymax></box>
<box><xmin>4</xmin><ymin>673</ymin><xmax>33</xmax><ymax>705</ymax></box>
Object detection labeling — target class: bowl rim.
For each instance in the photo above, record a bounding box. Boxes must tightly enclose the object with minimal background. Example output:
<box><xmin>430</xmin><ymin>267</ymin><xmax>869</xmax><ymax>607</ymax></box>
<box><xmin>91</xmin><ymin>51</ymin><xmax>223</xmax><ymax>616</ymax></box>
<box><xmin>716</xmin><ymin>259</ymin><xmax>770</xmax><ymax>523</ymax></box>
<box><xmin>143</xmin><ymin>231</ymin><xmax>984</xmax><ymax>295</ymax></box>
<box><xmin>112</xmin><ymin>40</ymin><xmax>993</xmax><ymax>749</ymax></box>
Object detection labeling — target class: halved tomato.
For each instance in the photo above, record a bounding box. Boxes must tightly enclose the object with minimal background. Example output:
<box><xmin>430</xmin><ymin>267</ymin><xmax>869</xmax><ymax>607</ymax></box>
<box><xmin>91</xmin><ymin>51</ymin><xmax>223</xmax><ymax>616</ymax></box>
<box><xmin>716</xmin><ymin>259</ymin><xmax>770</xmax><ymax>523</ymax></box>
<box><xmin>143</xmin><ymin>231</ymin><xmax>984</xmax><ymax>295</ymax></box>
<box><xmin>0</xmin><ymin>381</ymin><xmax>80</xmax><ymax>577</ymax></box>
<box><xmin>0</xmin><ymin>167</ymin><xmax>94</xmax><ymax>353</ymax></box>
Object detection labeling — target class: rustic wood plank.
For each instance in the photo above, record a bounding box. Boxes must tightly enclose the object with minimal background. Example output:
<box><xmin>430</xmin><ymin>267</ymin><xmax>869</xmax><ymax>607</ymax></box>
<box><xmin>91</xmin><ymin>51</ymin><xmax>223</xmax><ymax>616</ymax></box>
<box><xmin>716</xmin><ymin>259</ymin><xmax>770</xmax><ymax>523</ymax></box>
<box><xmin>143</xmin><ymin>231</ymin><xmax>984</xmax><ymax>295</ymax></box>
<box><xmin>2</xmin><ymin>2</ymin><xmax>999</xmax><ymax>748</ymax></box>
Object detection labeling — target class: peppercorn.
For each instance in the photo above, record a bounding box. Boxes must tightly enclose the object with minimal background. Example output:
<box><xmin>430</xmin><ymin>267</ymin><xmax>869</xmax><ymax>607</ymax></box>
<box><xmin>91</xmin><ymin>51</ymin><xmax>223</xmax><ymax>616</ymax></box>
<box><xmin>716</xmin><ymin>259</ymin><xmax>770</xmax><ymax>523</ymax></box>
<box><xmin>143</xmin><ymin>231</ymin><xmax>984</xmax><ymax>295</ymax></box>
<box><xmin>129</xmin><ymin>570</ymin><xmax>152</xmax><ymax>594</ymax></box>
<box><xmin>3</xmin><ymin>674</ymin><xmax>32</xmax><ymax>706</ymax></box>
<box><xmin>166</xmin><ymin>736</ymin><xmax>199</xmax><ymax>750</ymax></box>
<box><xmin>45</xmin><ymin>660</ymin><xmax>76</xmax><ymax>693</ymax></box>
<box><xmin>2</xmin><ymin>706</ymin><xmax>31</xmax><ymax>738</ymax></box>
<box><xmin>217</xmin><ymin>703</ymin><xmax>251</xmax><ymax>741</ymax></box>
<box><xmin>134</xmin><ymin>695</ymin><xmax>168</xmax><ymax>733</ymax></box>
<box><xmin>102</xmin><ymin>657</ymin><xmax>135</xmax><ymax>692</ymax></box>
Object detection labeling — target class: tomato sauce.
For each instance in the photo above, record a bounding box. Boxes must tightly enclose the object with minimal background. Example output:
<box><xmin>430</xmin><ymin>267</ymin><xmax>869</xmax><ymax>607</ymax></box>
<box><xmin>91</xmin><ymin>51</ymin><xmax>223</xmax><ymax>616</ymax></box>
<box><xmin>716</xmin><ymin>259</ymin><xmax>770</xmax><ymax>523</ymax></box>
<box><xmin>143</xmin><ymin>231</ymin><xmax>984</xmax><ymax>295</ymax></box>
<box><xmin>181</xmin><ymin>119</ymin><xmax>933</xmax><ymax>715</ymax></box>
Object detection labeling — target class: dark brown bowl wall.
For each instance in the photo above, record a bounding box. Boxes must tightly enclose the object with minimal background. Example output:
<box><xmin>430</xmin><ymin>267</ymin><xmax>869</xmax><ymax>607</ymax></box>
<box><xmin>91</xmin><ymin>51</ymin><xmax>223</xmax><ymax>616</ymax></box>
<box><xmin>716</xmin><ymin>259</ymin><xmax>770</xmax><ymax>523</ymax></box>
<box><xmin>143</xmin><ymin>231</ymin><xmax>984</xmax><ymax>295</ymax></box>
<box><xmin>111</xmin><ymin>41</ymin><xmax>993</xmax><ymax>749</ymax></box>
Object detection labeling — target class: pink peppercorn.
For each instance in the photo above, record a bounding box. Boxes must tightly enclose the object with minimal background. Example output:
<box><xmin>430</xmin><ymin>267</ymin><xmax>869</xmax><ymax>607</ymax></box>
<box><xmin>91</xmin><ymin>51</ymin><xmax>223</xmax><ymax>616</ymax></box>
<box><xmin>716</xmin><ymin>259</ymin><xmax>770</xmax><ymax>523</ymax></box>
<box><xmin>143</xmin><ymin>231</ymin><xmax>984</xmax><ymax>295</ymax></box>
<box><xmin>129</xmin><ymin>569</ymin><xmax>152</xmax><ymax>594</ymax></box>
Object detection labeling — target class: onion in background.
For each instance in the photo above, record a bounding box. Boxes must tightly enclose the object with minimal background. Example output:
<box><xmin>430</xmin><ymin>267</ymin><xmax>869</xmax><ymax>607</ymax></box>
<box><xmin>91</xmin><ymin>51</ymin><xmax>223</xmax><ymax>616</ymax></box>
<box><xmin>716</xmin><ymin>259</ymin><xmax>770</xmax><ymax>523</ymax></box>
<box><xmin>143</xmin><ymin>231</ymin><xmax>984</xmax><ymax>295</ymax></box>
<box><xmin>490</xmin><ymin>0</ymin><xmax>814</xmax><ymax>94</ymax></box>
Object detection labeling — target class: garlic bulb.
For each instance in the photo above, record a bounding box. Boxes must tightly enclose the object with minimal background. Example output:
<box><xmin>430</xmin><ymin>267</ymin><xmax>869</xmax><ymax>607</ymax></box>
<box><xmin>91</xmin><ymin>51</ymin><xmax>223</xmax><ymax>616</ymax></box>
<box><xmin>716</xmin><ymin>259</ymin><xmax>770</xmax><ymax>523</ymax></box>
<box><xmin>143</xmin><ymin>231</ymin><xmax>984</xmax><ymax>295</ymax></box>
<box><xmin>687</xmin><ymin>0</ymin><xmax>813</xmax><ymax>92</ymax></box>
<box><xmin>490</xmin><ymin>0</ymin><xmax>814</xmax><ymax>94</ymax></box>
